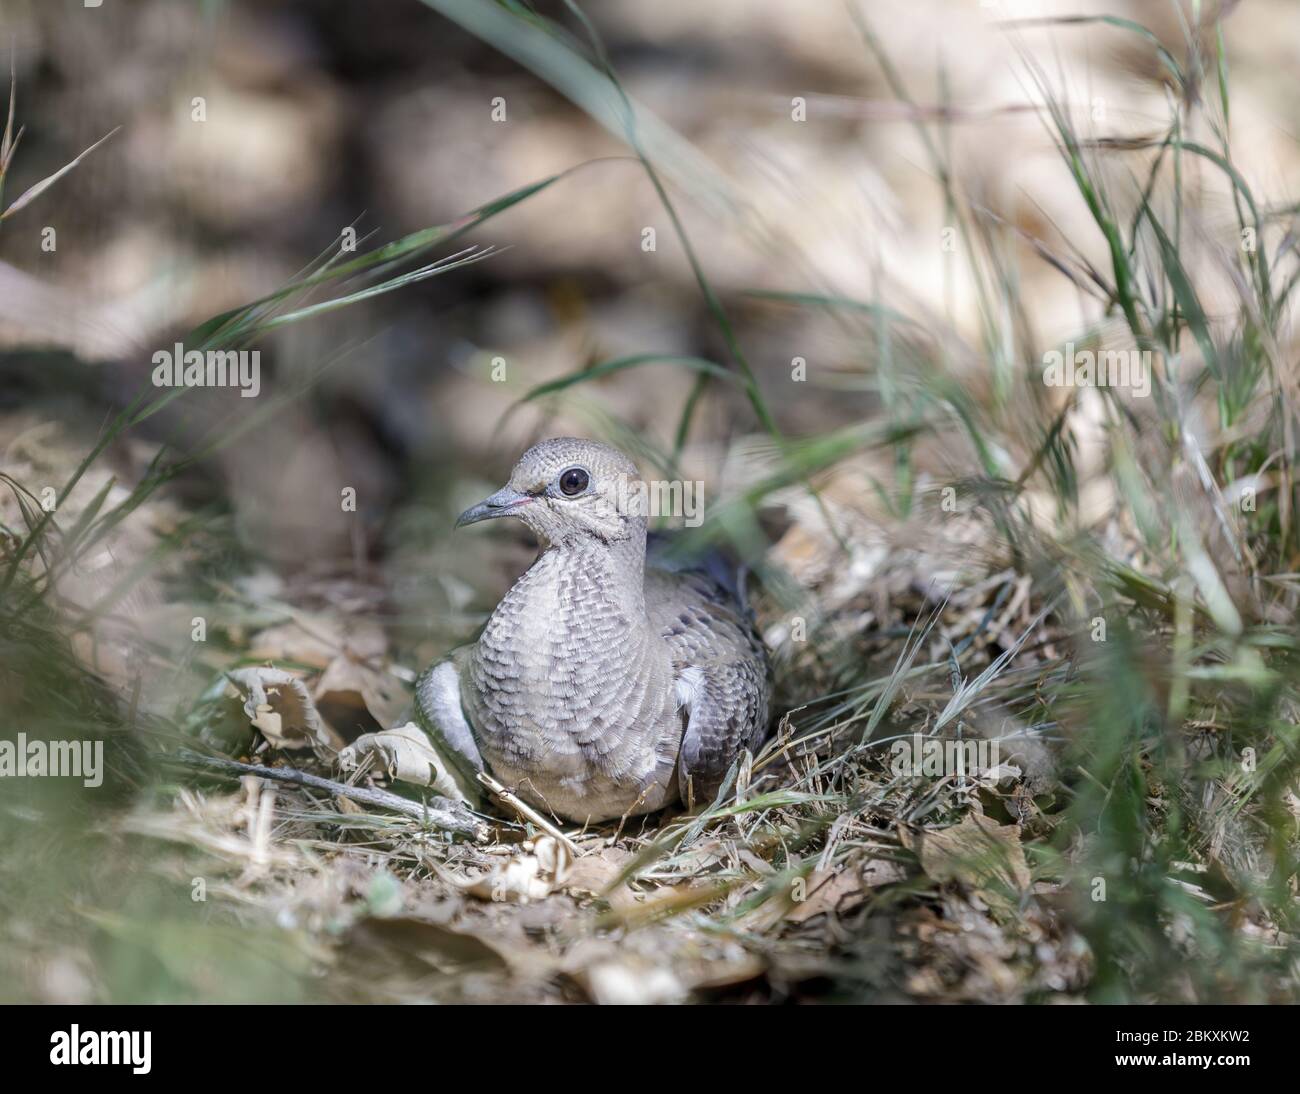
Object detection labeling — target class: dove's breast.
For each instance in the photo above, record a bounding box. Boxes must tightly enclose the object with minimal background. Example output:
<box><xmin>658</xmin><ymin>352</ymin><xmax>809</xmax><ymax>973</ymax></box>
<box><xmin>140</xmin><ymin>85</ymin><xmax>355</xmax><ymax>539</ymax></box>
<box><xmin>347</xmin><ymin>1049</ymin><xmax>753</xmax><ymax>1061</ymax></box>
<box><xmin>464</xmin><ymin>544</ymin><xmax>680</xmax><ymax>821</ymax></box>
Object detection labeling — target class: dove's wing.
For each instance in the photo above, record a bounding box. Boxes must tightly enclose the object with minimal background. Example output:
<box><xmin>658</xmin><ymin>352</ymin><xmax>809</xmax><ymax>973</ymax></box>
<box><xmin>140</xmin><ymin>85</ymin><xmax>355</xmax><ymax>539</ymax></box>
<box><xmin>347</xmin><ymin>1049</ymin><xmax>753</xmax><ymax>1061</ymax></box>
<box><xmin>413</xmin><ymin>649</ymin><xmax>486</xmax><ymax>788</ymax></box>
<box><xmin>645</xmin><ymin>551</ymin><xmax>772</xmax><ymax>808</ymax></box>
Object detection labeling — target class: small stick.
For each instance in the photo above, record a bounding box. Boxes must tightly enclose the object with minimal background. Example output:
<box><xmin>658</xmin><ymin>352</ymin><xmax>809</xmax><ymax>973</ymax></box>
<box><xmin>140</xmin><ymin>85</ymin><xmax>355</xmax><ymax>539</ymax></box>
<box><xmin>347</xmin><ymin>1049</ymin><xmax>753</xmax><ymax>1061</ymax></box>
<box><xmin>476</xmin><ymin>771</ymin><xmax>580</xmax><ymax>857</ymax></box>
<box><xmin>168</xmin><ymin>750</ymin><xmax>487</xmax><ymax>842</ymax></box>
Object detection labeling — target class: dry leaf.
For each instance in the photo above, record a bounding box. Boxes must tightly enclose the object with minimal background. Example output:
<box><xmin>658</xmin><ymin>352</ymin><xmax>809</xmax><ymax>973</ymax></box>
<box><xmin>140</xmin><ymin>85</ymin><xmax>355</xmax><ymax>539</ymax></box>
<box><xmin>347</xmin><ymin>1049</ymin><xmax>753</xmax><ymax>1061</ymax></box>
<box><xmin>247</xmin><ymin>619</ymin><xmax>342</xmax><ymax>669</ymax></box>
<box><xmin>564</xmin><ymin>845</ymin><xmax>633</xmax><ymax>896</ymax></box>
<box><xmin>786</xmin><ymin>868</ymin><xmax>860</xmax><ymax>923</ymax></box>
<box><xmin>563</xmin><ymin>845</ymin><xmax>641</xmax><ymax>911</ymax></box>
<box><xmin>226</xmin><ymin>666</ymin><xmax>337</xmax><ymax>754</ymax></box>
<box><xmin>313</xmin><ymin>653</ymin><xmax>408</xmax><ymax>733</ymax></box>
<box><xmin>862</xmin><ymin>857</ymin><xmax>909</xmax><ymax>887</ymax></box>
<box><xmin>903</xmin><ymin>813</ymin><xmax>1030</xmax><ymax>896</ymax></box>
<box><xmin>337</xmin><ymin>721</ymin><xmax>472</xmax><ymax>802</ymax></box>
<box><xmin>792</xmin><ymin>858</ymin><xmax>908</xmax><ymax>924</ymax></box>
<box><xmin>250</xmin><ymin>616</ymin><xmax>408</xmax><ymax>739</ymax></box>
<box><xmin>459</xmin><ymin>836</ymin><xmax>573</xmax><ymax>904</ymax></box>
<box><xmin>346</xmin><ymin>916</ymin><xmax>510</xmax><ymax>974</ymax></box>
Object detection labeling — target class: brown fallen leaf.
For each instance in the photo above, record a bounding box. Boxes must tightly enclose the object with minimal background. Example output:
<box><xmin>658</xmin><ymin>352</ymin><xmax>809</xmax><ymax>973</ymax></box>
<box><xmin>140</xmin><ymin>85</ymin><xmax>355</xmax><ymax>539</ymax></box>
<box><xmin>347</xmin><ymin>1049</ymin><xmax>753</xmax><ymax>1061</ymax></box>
<box><xmin>786</xmin><ymin>859</ymin><xmax>907</xmax><ymax>923</ymax></box>
<box><xmin>564</xmin><ymin>845</ymin><xmax>641</xmax><ymax>912</ymax></box>
<box><xmin>246</xmin><ymin>614</ymin><xmax>363</xmax><ymax>669</ymax></box>
<box><xmin>337</xmin><ymin>721</ymin><xmax>475</xmax><ymax>802</ymax></box>
<box><xmin>902</xmin><ymin>813</ymin><xmax>1030</xmax><ymax>898</ymax></box>
<box><xmin>248</xmin><ymin>616</ymin><xmax>405</xmax><ymax>739</ymax></box>
<box><xmin>225</xmin><ymin>666</ymin><xmax>340</xmax><ymax>754</ymax></box>
<box><xmin>862</xmin><ymin>857</ymin><xmax>910</xmax><ymax>887</ymax></box>
<box><xmin>313</xmin><ymin>652</ymin><xmax>408</xmax><ymax>736</ymax></box>
<box><xmin>346</xmin><ymin>915</ymin><xmax>511</xmax><ymax>975</ymax></box>
<box><xmin>786</xmin><ymin>868</ymin><xmax>862</xmax><ymax>923</ymax></box>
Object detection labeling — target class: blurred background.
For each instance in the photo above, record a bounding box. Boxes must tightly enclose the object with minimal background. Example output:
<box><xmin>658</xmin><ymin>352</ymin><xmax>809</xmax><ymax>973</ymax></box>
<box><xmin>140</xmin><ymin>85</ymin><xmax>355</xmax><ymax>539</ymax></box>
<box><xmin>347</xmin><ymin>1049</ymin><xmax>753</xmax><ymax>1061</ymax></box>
<box><xmin>2</xmin><ymin>0</ymin><xmax>1299</xmax><ymax>1003</ymax></box>
<box><xmin>2</xmin><ymin>0</ymin><xmax>1294</xmax><ymax>652</ymax></box>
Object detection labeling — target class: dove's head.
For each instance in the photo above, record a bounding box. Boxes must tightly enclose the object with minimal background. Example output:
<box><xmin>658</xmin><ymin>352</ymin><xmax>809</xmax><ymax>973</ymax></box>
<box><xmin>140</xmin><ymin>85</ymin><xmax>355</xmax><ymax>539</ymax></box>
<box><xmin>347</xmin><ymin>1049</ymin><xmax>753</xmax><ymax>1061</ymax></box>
<box><xmin>455</xmin><ymin>437</ymin><xmax>646</xmax><ymax>548</ymax></box>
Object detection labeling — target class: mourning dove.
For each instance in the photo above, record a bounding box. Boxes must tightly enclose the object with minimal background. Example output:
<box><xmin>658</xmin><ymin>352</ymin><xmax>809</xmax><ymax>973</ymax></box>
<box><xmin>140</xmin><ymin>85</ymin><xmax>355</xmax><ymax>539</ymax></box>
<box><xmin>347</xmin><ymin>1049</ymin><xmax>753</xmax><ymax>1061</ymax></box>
<box><xmin>412</xmin><ymin>437</ymin><xmax>772</xmax><ymax>823</ymax></box>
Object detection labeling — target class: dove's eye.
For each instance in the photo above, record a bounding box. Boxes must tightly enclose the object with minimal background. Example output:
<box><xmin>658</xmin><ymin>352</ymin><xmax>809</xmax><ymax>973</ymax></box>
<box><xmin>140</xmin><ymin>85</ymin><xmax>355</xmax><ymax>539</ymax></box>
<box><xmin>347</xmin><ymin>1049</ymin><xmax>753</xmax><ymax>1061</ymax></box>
<box><xmin>559</xmin><ymin>467</ymin><xmax>589</xmax><ymax>496</ymax></box>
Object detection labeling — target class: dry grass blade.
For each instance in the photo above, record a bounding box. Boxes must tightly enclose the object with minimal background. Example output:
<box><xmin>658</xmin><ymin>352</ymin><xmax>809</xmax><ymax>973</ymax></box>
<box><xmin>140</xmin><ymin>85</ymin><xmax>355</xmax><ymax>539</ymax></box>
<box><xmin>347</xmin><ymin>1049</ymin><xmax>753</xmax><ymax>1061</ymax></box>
<box><xmin>0</xmin><ymin>125</ymin><xmax>119</xmax><ymax>221</ymax></box>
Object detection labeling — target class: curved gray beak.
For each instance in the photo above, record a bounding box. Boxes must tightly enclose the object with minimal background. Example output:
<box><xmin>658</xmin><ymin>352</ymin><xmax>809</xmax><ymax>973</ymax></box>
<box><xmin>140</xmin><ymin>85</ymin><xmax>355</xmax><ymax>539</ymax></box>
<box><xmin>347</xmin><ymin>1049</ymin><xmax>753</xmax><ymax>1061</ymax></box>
<box><xmin>455</xmin><ymin>486</ymin><xmax>532</xmax><ymax>529</ymax></box>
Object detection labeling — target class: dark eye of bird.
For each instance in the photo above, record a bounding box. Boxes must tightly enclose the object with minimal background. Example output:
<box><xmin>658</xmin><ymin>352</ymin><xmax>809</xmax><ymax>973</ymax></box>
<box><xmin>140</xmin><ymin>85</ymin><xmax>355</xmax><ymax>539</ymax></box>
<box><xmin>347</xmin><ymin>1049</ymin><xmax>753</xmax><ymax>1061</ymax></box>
<box><xmin>559</xmin><ymin>467</ymin><xmax>589</xmax><ymax>496</ymax></box>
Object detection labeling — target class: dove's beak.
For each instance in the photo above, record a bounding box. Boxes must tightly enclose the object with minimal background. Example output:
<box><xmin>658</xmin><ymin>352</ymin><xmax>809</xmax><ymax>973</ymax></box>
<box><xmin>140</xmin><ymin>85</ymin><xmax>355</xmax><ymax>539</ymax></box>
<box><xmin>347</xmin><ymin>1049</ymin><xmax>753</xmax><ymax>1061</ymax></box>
<box><xmin>455</xmin><ymin>486</ymin><xmax>533</xmax><ymax>529</ymax></box>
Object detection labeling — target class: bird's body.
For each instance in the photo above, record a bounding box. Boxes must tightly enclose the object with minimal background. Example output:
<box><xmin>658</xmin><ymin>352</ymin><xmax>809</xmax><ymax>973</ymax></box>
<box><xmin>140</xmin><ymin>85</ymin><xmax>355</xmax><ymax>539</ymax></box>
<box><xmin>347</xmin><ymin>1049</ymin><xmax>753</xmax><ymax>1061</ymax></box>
<box><xmin>414</xmin><ymin>438</ymin><xmax>771</xmax><ymax>823</ymax></box>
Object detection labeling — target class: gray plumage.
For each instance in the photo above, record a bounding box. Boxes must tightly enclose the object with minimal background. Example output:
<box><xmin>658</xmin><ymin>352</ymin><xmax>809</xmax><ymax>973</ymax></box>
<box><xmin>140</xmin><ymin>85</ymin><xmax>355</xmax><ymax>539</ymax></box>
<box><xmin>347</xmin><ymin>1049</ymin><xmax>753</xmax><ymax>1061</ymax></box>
<box><xmin>414</xmin><ymin>437</ymin><xmax>771</xmax><ymax>823</ymax></box>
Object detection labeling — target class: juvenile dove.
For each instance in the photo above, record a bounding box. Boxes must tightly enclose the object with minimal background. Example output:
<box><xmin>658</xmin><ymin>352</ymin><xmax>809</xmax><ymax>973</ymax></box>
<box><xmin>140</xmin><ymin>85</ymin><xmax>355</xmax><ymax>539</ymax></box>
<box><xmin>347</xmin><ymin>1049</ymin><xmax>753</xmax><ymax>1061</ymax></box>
<box><xmin>413</xmin><ymin>437</ymin><xmax>772</xmax><ymax>822</ymax></box>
